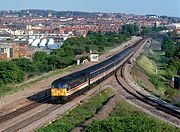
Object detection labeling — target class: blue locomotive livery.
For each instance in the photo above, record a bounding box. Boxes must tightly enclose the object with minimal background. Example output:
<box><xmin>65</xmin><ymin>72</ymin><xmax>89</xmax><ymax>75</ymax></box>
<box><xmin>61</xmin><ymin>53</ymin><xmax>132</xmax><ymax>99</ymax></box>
<box><xmin>51</xmin><ymin>39</ymin><xmax>143</xmax><ymax>103</ymax></box>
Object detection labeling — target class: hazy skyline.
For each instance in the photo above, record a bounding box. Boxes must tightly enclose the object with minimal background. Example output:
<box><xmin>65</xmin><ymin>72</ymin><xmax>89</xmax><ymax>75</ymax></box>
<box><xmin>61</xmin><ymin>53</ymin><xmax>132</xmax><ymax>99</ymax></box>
<box><xmin>0</xmin><ymin>0</ymin><xmax>180</xmax><ymax>17</ymax></box>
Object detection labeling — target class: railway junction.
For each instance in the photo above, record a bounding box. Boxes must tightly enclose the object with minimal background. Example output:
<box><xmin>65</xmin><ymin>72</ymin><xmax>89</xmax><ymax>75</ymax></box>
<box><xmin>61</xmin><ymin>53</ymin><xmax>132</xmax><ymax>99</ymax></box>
<box><xmin>0</xmin><ymin>37</ymin><xmax>179</xmax><ymax>131</ymax></box>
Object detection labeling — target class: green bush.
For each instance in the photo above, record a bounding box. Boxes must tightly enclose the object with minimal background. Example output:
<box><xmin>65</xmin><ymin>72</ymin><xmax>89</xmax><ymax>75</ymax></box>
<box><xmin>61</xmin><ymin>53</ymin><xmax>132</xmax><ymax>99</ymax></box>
<box><xmin>84</xmin><ymin>115</ymin><xmax>178</xmax><ymax>132</ymax></box>
<box><xmin>148</xmin><ymin>75</ymin><xmax>165</xmax><ymax>93</ymax></box>
<box><xmin>0</xmin><ymin>61</ymin><xmax>24</xmax><ymax>85</ymax></box>
<box><xmin>84</xmin><ymin>101</ymin><xmax>179</xmax><ymax>132</ymax></box>
<box><xmin>38</xmin><ymin>89</ymin><xmax>114</xmax><ymax>132</ymax></box>
<box><xmin>164</xmin><ymin>87</ymin><xmax>178</xmax><ymax>99</ymax></box>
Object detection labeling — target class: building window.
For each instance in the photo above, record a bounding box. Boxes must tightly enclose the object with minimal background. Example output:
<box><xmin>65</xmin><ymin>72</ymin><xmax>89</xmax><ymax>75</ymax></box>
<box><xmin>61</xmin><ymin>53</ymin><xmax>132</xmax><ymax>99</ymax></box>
<box><xmin>10</xmin><ymin>48</ymin><xmax>13</xmax><ymax>58</ymax></box>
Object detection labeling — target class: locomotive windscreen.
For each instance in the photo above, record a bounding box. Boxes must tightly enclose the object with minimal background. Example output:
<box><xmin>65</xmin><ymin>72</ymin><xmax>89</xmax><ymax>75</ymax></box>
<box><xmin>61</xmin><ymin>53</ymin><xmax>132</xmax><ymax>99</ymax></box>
<box><xmin>52</xmin><ymin>83</ymin><xmax>67</xmax><ymax>88</ymax></box>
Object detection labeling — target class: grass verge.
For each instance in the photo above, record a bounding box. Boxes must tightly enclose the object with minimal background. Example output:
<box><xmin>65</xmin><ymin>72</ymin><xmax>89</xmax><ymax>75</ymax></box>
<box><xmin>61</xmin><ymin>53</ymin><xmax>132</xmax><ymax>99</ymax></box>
<box><xmin>135</xmin><ymin>45</ymin><xmax>180</xmax><ymax>103</ymax></box>
<box><xmin>37</xmin><ymin>88</ymin><xmax>114</xmax><ymax>132</ymax></box>
<box><xmin>136</xmin><ymin>55</ymin><xmax>157</xmax><ymax>75</ymax></box>
<box><xmin>84</xmin><ymin>100</ymin><xmax>180</xmax><ymax>132</ymax></box>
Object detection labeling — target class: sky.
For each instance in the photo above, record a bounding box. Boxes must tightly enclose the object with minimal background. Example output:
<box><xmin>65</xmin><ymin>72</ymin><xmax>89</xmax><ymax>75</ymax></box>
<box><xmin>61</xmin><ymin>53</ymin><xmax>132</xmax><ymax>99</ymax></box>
<box><xmin>0</xmin><ymin>0</ymin><xmax>180</xmax><ymax>17</ymax></box>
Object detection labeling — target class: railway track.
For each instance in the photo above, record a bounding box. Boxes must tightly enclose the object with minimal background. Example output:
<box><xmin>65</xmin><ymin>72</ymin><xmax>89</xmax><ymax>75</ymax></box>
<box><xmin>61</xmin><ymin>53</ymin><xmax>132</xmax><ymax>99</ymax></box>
<box><xmin>0</xmin><ymin>96</ymin><xmax>51</xmax><ymax>124</ymax></box>
<box><xmin>1</xmin><ymin>38</ymin><xmax>179</xmax><ymax>131</ymax></box>
<box><xmin>115</xmin><ymin>63</ymin><xmax>180</xmax><ymax>127</ymax></box>
<box><xmin>0</xmin><ymin>72</ymin><xmax>115</xmax><ymax>131</ymax></box>
<box><xmin>3</xmin><ymin>104</ymin><xmax>62</xmax><ymax>132</ymax></box>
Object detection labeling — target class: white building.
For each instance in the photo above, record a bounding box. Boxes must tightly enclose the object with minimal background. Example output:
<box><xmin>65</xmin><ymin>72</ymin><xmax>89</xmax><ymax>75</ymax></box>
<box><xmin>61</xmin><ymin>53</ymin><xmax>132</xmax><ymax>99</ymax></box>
<box><xmin>167</xmin><ymin>23</ymin><xmax>180</xmax><ymax>30</ymax></box>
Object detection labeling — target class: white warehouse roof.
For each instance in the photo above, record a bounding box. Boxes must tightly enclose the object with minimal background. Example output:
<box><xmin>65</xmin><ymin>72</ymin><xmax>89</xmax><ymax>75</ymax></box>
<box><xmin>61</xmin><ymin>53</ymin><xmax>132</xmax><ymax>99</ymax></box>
<box><xmin>31</xmin><ymin>39</ymin><xmax>40</xmax><ymax>46</ymax></box>
<box><xmin>39</xmin><ymin>39</ymin><xmax>47</xmax><ymax>47</ymax></box>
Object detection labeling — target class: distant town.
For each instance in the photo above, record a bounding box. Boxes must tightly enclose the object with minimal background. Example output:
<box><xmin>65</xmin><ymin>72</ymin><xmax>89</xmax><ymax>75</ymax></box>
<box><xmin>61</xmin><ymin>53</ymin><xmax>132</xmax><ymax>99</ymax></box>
<box><xmin>0</xmin><ymin>10</ymin><xmax>179</xmax><ymax>60</ymax></box>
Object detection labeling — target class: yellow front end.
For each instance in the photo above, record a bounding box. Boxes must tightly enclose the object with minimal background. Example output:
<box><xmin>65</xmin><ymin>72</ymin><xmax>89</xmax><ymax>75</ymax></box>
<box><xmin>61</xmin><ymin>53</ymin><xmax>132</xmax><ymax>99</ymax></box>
<box><xmin>51</xmin><ymin>88</ymin><xmax>67</xmax><ymax>97</ymax></box>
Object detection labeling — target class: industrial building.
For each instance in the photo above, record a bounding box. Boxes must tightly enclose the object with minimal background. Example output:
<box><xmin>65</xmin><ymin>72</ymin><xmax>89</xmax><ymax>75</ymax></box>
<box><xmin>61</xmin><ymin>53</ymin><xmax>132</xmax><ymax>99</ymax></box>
<box><xmin>29</xmin><ymin>38</ymin><xmax>62</xmax><ymax>50</ymax></box>
<box><xmin>0</xmin><ymin>40</ymin><xmax>30</xmax><ymax>60</ymax></box>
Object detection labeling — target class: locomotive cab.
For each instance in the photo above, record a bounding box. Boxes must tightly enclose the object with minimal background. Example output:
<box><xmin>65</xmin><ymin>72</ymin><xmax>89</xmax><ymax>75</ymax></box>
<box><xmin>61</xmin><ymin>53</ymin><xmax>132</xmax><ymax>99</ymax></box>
<box><xmin>51</xmin><ymin>83</ymin><xmax>68</xmax><ymax>96</ymax></box>
<box><xmin>51</xmin><ymin>83</ymin><xmax>68</xmax><ymax>103</ymax></box>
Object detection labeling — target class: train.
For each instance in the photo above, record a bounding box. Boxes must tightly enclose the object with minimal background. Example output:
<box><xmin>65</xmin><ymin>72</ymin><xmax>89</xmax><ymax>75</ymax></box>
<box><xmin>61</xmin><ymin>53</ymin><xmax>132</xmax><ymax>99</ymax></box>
<box><xmin>51</xmin><ymin>39</ymin><xmax>144</xmax><ymax>103</ymax></box>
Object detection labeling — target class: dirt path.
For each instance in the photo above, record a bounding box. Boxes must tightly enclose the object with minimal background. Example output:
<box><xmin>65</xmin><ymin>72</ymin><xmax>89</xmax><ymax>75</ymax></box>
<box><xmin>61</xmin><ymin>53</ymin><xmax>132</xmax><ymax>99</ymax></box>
<box><xmin>71</xmin><ymin>94</ymin><xmax>122</xmax><ymax>132</ymax></box>
<box><xmin>71</xmin><ymin>78</ymin><xmax>122</xmax><ymax>132</ymax></box>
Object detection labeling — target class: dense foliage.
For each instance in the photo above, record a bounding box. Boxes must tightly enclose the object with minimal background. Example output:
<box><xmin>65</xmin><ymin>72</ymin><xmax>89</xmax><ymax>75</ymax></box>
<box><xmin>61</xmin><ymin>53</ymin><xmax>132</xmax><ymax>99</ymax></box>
<box><xmin>85</xmin><ymin>116</ymin><xmax>174</xmax><ymax>132</ymax></box>
<box><xmin>162</xmin><ymin>36</ymin><xmax>180</xmax><ymax>79</ymax></box>
<box><xmin>121</xmin><ymin>24</ymin><xmax>139</xmax><ymax>36</ymax></box>
<box><xmin>162</xmin><ymin>37</ymin><xmax>177</xmax><ymax>57</ymax></box>
<box><xmin>84</xmin><ymin>101</ymin><xmax>179</xmax><ymax>132</ymax></box>
<box><xmin>0</xmin><ymin>45</ymin><xmax>74</xmax><ymax>86</ymax></box>
<box><xmin>0</xmin><ymin>31</ymin><xmax>129</xmax><ymax>87</ymax></box>
<box><xmin>63</xmin><ymin>32</ymin><xmax>128</xmax><ymax>54</ymax></box>
<box><xmin>0</xmin><ymin>61</ymin><xmax>24</xmax><ymax>85</ymax></box>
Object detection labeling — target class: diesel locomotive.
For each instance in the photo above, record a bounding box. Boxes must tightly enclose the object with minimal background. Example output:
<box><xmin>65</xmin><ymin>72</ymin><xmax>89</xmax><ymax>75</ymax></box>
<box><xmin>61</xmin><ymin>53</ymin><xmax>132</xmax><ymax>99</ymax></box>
<box><xmin>51</xmin><ymin>39</ymin><xmax>144</xmax><ymax>103</ymax></box>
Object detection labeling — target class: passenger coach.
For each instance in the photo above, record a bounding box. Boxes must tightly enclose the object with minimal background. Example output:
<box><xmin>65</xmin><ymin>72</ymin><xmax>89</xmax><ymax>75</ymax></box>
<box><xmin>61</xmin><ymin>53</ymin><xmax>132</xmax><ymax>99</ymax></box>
<box><xmin>51</xmin><ymin>39</ymin><xmax>143</xmax><ymax>103</ymax></box>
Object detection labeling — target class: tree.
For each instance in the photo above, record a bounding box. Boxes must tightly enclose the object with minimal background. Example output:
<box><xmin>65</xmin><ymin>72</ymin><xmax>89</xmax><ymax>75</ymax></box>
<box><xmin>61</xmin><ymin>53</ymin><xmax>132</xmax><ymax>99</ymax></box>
<box><xmin>85</xmin><ymin>45</ymin><xmax>90</xmax><ymax>53</ymax></box>
<box><xmin>162</xmin><ymin>37</ymin><xmax>176</xmax><ymax>57</ymax></box>
<box><xmin>49</xmin><ymin>46</ymin><xmax>74</xmax><ymax>68</ymax></box>
<box><xmin>48</xmin><ymin>55</ymin><xmax>73</xmax><ymax>69</ymax></box>
<box><xmin>64</xmin><ymin>46</ymin><xmax>74</xmax><ymax>57</ymax></box>
<box><xmin>11</xmin><ymin>58</ymin><xmax>36</xmax><ymax>73</ymax></box>
<box><xmin>33</xmin><ymin>51</ymin><xmax>50</xmax><ymax>72</ymax></box>
<box><xmin>51</xmin><ymin>48</ymin><xmax>66</xmax><ymax>57</ymax></box>
<box><xmin>0</xmin><ymin>61</ymin><xmax>24</xmax><ymax>85</ymax></box>
<box><xmin>141</xmin><ymin>26</ymin><xmax>151</xmax><ymax>36</ymax></box>
<box><xmin>94</xmin><ymin>35</ymin><xmax>107</xmax><ymax>46</ymax></box>
<box><xmin>121</xmin><ymin>24</ymin><xmax>139</xmax><ymax>36</ymax></box>
<box><xmin>74</xmin><ymin>47</ymin><xmax>85</xmax><ymax>55</ymax></box>
<box><xmin>33</xmin><ymin>51</ymin><xmax>48</xmax><ymax>63</ymax></box>
<box><xmin>117</xmin><ymin>34</ymin><xmax>127</xmax><ymax>43</ymax></box>
<box><xmin>174</xmin><ymin>42</ymin><xmax>180</xmax><ymax>59</ymax></box>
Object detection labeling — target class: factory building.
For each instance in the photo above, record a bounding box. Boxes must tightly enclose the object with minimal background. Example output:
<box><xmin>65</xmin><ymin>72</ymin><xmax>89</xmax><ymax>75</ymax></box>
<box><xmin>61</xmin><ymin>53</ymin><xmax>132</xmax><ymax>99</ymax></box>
<box><xmin>0</xmin><ymin>40</ymin><xmax>30</xmax><ymax>60</ymax></box>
